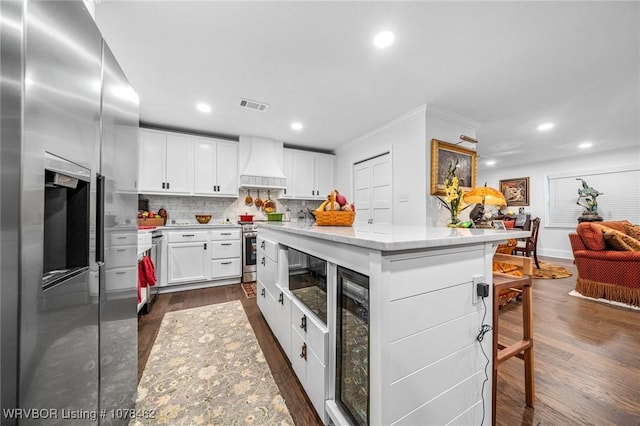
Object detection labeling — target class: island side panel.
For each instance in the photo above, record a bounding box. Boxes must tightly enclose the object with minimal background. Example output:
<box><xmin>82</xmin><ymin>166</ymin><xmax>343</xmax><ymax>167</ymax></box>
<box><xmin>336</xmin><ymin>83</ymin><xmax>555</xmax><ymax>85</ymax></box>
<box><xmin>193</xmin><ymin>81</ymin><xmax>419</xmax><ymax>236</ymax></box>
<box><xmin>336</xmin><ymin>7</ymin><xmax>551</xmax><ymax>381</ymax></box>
<box><xmin>378</xmin><ymin>243</ymin><xmax>495</xmax><ymax>425</ymax></box>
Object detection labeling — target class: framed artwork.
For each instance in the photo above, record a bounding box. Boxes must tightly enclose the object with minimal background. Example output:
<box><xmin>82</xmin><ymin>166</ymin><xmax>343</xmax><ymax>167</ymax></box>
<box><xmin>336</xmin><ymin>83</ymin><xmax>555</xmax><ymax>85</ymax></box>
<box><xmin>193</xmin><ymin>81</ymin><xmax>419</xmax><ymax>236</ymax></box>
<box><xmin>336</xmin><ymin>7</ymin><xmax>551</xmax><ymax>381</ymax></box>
<box><xmin>492</xmin><ymin>220</ymin><xmax>506</xmax><ymax>230</ymax></box>
<box><xmin>430</xmin><ymin>139</ymin><xmax>477</xmax><ymax>196</ymax></box>
<box><xmin>499</xmin><ymin>177</ymin><xmax>530</xmax><ymax>206</ymax></box>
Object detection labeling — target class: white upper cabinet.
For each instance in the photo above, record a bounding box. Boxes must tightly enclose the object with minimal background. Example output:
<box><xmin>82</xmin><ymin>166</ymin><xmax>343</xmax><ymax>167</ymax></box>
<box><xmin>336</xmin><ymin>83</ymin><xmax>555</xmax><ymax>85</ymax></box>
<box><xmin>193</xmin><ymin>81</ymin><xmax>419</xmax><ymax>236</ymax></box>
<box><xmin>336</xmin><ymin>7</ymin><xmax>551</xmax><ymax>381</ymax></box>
<box><xmin>282</xmin><ymin>148</ymin><xmax>334</xmax><ymax>200</ymax></box>
<box><xmin>139</xmin><ymin>128</ymin><xmax>238</xmax><ymax>196</ymax></box>
<box><xmin>139</xmin><ymin>129</ymin><xmax>192</xmax><ymax>194</ymax></box>
<box><xmin>193</xmin><ymin>137</ymin><xmax>238</xmax><ymax>196</ymax></box>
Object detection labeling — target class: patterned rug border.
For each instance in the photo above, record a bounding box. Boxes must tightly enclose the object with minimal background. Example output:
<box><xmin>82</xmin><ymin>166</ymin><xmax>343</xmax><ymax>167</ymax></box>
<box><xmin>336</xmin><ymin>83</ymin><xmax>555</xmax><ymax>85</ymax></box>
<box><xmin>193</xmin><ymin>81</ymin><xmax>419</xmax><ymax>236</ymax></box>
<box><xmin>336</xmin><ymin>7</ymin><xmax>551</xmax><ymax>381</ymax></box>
<box><xmin>133</xmin><ymin>300</ymin><xmax>293</xmax><ymax>425</ymax></box>
<box><xmin>569</xmin><ymin>290</ymin><xmax>640</xmax><ymax>311</ymax></box>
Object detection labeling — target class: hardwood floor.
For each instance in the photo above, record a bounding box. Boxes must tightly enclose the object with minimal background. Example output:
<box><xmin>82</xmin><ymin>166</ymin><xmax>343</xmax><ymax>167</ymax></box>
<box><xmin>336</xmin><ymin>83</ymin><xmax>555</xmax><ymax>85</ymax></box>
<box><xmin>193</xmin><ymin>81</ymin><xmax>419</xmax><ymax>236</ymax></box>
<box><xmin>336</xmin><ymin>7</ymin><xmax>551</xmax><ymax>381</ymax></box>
<box><xmin>138</xmin><ymin>259</ymin><xmax>640</xmax><ymax>425</ymax></box>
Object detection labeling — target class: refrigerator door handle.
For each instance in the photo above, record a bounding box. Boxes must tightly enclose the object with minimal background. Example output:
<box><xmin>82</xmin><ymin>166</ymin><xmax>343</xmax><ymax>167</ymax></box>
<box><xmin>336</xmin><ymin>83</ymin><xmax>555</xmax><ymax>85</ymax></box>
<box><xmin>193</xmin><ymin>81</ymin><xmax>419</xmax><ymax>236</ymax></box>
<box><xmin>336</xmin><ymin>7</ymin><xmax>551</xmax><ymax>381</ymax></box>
<box><xmin>96</xmin><ymin>173</ymin><xmax>105</xmax><ymax>265</ymax></box>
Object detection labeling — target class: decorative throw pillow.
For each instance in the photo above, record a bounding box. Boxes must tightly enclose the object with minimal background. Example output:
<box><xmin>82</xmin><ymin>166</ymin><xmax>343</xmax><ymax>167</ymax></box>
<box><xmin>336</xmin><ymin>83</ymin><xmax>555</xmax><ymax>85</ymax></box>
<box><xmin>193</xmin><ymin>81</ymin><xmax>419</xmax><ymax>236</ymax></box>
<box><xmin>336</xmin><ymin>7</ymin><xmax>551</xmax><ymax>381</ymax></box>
<box><xmin>623</xmin><ymin>223</ymin><xmax>640</xmax><ymax>241</ymax></box>
<box><xmin>577</xmin><ymin>223</ymin><xmax>607</xmax><ymax>250</ymax></box>
<box><xmin>601</xmin><ymin>227</ymin><xmax>640</xmax><ymax>251</ymax></box>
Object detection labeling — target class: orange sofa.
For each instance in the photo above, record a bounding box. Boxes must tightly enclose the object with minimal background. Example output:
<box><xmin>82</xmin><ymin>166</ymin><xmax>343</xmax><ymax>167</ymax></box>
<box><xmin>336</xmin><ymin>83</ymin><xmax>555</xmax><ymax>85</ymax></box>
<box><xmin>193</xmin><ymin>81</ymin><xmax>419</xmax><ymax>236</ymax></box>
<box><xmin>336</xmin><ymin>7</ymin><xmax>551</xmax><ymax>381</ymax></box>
<box><xmin>568</xmin><ymin>220</ymin><xmax>640</xmax><ymax>307</ymax></box>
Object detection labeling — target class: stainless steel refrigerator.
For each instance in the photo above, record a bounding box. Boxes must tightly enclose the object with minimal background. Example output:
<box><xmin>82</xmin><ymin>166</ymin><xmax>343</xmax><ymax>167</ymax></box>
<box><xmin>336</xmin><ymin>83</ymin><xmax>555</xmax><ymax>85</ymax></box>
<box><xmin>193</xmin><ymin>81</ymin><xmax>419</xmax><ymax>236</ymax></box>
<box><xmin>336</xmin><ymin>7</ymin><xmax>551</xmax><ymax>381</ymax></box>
<box><xmin>0</xmin><ymin>1</ymin><xmax>139</xmax><ymax>424</ymax></box>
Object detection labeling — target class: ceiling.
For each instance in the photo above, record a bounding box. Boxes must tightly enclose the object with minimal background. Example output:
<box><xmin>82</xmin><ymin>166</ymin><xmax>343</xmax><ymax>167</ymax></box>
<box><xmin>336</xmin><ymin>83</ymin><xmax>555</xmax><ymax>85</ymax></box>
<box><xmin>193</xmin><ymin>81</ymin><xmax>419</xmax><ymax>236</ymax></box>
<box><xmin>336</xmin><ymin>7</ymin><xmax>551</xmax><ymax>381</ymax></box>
<box><xmin>94</xmin><ymin>1</ymin><xmax>639</xmax><ymax>171</ymax></box>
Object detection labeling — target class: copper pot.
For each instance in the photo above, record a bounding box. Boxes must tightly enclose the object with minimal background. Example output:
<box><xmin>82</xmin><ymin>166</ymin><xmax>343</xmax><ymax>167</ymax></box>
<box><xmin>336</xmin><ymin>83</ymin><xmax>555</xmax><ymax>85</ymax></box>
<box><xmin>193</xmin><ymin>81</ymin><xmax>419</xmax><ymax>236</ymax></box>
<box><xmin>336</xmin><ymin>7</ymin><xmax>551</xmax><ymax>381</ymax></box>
<box><xmin>245</xmin><ymin>190</ymin><xmax>253</xmax><ymax>205</ymax></box>
<box><xmin>263</xmin><ymin>190</ymin><xmax>276</xmax><ymax>213</ymax></box>
<box><xmin>255</xmin><ymin>190</ymin><xmax>263</xmax><ymax>207</ymax></box>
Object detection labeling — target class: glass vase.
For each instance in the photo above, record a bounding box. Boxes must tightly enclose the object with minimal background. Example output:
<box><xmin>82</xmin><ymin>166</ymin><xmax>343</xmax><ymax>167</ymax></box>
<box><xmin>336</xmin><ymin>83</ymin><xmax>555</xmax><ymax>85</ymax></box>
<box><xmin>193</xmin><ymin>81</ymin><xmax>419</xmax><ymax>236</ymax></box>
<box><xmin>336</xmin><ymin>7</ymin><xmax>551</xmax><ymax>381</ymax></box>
<box><xmin>448</xmin><ymin>212</ymin><xmax>460</xmax><ymax>228</ymax></box>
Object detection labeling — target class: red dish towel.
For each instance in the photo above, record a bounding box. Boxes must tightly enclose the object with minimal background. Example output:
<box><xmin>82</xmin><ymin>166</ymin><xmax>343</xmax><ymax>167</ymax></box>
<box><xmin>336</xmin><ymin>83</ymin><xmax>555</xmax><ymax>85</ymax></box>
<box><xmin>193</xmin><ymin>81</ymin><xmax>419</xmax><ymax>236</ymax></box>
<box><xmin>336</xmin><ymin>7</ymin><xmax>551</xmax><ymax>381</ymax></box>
<box><xmin>137</xmin><ymin>255</ymin><xmax>157</xmax><ymax>303</ymax></box>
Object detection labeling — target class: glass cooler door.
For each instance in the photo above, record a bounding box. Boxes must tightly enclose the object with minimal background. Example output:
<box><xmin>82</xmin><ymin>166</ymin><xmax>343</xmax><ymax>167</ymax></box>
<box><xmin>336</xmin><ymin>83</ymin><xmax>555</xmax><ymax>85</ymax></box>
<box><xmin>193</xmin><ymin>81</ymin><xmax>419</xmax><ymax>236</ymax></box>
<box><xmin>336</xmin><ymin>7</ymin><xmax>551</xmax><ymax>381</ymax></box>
<box><xmin>336</xmin><ymin>266</ymin><xmax>369</xmax><ymax>425</ymax></box>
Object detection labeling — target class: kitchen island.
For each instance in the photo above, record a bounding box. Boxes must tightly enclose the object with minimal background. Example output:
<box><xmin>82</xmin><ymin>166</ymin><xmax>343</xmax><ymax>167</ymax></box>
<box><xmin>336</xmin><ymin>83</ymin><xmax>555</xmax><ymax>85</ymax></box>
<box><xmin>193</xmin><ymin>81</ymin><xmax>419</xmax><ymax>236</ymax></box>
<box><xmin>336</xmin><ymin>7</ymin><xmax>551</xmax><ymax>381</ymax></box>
<box><xmin>256</xmin><ymin>222</ymin><xmax>529</xmax><ymax>426</ymax></box>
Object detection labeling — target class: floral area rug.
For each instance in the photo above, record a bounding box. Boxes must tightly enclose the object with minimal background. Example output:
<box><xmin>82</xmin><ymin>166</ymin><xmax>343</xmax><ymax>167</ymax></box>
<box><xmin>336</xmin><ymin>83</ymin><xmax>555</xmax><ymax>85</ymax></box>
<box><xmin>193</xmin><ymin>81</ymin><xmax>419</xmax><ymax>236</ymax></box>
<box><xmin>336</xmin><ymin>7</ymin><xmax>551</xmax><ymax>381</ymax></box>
<box><xmin>242</xmin><ymin>282</ymin><xmax>257</xmax><ymax>299</ymax></box>
<box><xmin>131</xmin><ymin>301</ymin><xmax>293</xmax><ymax>425</ymax></box>
<box><xmin>532</xmin><ymin>261</ymin><xmax>573</xmax><ymax>279</ymax></box>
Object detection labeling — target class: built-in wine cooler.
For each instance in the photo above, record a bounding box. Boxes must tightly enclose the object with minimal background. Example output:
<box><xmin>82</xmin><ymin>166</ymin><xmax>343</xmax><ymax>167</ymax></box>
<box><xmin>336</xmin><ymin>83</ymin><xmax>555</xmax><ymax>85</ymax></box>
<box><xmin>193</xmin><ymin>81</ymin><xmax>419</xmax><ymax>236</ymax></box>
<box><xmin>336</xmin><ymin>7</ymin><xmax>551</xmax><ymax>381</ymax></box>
<box><xmin>336</xmin><ymin>266</ymin><xmax>370</xmax><ymax>425</ymax></box>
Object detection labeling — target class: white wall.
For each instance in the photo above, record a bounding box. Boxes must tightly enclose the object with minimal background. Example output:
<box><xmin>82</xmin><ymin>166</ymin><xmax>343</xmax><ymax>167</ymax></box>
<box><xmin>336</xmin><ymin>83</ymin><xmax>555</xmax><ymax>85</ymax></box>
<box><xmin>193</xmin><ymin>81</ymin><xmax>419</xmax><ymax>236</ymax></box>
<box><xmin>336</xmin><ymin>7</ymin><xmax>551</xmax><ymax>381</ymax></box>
<box><xmin>335</xmin><ymin>104</ymin><xmax>480</xmax><ymax>227</ymax></box>
<box><xmin>478</xmin><ymin>145</ymin><xmax>640</xmax><ymax>259</ymax></box>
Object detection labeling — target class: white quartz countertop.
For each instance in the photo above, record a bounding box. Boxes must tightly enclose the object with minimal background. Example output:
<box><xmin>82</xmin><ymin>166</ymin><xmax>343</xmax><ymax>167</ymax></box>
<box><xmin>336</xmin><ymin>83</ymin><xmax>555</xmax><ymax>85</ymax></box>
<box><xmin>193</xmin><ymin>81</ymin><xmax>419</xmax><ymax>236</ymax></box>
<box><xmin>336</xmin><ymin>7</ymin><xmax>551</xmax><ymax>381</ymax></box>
<box><xmin>258</xmin><ymin>222</ymin><xmax>530</xmax><ymax>251</ymax></box>
<box><xmin>157</xmin><ymin>224</ymin><xmax>241</xmax><ymax>230</ymax></box>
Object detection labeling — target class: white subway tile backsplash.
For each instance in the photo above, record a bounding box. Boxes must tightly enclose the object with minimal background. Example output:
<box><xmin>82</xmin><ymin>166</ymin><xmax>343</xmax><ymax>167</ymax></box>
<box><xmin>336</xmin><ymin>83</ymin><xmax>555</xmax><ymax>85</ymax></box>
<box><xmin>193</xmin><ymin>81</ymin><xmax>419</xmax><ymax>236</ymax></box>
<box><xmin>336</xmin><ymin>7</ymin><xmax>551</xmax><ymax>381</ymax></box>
<box><xmin>140</xmin><ymin>194</ymin><xmax>314</xmax><ymax>224</ymax></box>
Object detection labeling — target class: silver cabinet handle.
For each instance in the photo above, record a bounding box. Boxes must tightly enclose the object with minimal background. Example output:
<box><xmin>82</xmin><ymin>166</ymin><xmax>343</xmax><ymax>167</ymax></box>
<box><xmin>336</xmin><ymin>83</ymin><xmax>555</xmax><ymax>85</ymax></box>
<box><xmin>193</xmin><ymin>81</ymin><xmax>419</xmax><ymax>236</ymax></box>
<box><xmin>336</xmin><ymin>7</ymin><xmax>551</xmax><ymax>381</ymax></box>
<box><xmin>278</xmin><ymin>292</ymin><xmax>284</xmax><ymax>304</ymax></box>
<box><xmin>261</xmin><ymin>257</ymin><xmax>266</xmax><ymax>266</ymax></box>
<box><xmin>260</xmin><ymin>288</ymin><xmax>265</xmax><ymax>297</ymax></box>
<box><xmin>115</xmin><ymin>271</ymin><xmax>126</xmax><ymax>275</ymax></box>
<box><xmin>221</xmin><ymin>243</ymin><xmax>232</xmax><ymax>246</ymax></box>
<box><xmin>260</xmin><ymin>241</ymin><xmax>265</xmax><ymax>249</ymax></box>
<box><xmin>116</xmin><ymin>236</ymin><xmax>127</xmax><ymax>240</ymax></box>
<box><xmin>221</xmin><ymin>232</ymin><xmax>232</xmax><ymax>236</ymax></box>
<box><xmin>116</xmin><ymin>249</ymin><xmax>126</xmax><ymax>252</ymax></box>
<box><xmin>204</xmin><ymin>243</ymin><xmax>207</xmax><ymax>250</ymax></box>
<box><xmin>221</xmin><ymin>261</ymin><xmax>232</xmax><ymax>265</ymax></box>
<box><xmin>182</xmin><ymin>234</ymin><xmax>195</xmax><ymax>237</ymax></box>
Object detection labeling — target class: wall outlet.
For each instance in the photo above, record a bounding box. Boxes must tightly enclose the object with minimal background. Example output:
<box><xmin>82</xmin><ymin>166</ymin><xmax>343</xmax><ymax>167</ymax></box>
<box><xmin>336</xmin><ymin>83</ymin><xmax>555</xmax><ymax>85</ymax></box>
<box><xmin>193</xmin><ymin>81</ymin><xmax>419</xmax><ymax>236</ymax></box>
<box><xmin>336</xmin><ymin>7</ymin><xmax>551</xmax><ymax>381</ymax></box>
<box><xmin>399</xmin><ymin>193</ymin><xmax>410</xmax><ymax>203</ymax></box>
<box><xmin>472</xmin><ymin>275</ymin><xmax>486</xmax><ymax>304</ymax></box>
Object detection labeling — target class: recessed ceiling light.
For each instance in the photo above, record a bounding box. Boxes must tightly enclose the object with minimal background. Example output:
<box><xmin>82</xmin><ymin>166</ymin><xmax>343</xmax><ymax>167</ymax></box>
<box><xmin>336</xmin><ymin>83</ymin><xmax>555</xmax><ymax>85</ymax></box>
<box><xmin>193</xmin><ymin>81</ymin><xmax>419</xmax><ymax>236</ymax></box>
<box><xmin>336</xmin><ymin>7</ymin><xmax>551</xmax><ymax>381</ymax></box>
<box><xmin>537</xmin><ymin>122</ymin><xmax>554</xmax><ymax>131</ymax></box>
<box><xmin>578</xmin><ymin>141</ymin><xmax>593</xmax><ymax>149</ymax></box>
<box><xmin>291</xmin><ymin>122</ymin><xmax>303</xmax><ymax>131</ymax></box>
<box><xmin>373</xmin><ymin>31</ymin><xmax>395</xmax><ymax>48</ymax></box>
<box><xmin>486</xmin><ymin>160</ymin><xmax>496</xmax><ymax>166</ymax></box>
<box><xmin>196</xmin><ymin>103</ymin><xmax>211</xmax><ymax>113</ymax></box>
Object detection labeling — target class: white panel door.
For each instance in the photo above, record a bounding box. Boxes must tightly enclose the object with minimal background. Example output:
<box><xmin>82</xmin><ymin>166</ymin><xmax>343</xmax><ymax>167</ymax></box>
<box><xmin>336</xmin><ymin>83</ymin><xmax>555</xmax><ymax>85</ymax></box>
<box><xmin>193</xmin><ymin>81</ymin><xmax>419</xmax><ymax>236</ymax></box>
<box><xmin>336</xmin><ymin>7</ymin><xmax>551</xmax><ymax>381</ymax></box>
<box><xmin>193</xmin><ymin>138</ymin><xmax>217</xmax><ymax>194</ymax></box>
<box><xmin>165</xmin><ymin>133</ymin><xmax>192</xmax><ymax>193</ymax></box>
<box><xmin>138</xmin><ymin>130</ymin><xmax>166</xmax><ymax>192</ymax></box>
<box><xmin>314</xmin><ymin>153</ymin><xmax>335</xmax><ymax>199</ymax></box>
<box><xmin>371</xmin><ymin>154</ymin><xmax>393</xmax><ymax>225</ymax></box>
<box><xmin>353</xmin><ymin>161</ymin><xmax>372</xmax><ymax>224</ymax></box>
<box><xmin>353</xmin><ymin>152</ymin><xmax>392</xmax><ymax>225</ymax></box>
<box><xmin>216</xmin><ymin>140</ymin><xmax>238</xmax><ymax>196</ymax></box>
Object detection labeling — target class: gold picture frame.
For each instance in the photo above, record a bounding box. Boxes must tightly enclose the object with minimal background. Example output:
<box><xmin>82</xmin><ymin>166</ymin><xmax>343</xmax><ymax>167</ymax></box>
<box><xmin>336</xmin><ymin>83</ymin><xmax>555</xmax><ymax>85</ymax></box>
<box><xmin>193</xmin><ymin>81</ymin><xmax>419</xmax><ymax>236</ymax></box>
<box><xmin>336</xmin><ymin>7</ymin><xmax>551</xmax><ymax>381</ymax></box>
<box><xmin>430</xmin><ymin>139</ymin><xmax>477</xmax><ymax>196</ymax></box>
<box><xmin>499</xmin><ymin>177</ymin><xmax>530</xmax><ymax>206</ymax></box>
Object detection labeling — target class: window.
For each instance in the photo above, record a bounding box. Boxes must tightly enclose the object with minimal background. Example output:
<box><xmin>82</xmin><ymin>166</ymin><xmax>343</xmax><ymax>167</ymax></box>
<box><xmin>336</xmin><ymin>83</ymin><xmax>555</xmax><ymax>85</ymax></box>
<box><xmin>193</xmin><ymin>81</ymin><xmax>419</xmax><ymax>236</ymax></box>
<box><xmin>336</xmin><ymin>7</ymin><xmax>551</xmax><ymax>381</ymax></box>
<box><xmin>546</xmin><ymin>166</ymin><xmax>640</xmax><ymax>228</ymax></box>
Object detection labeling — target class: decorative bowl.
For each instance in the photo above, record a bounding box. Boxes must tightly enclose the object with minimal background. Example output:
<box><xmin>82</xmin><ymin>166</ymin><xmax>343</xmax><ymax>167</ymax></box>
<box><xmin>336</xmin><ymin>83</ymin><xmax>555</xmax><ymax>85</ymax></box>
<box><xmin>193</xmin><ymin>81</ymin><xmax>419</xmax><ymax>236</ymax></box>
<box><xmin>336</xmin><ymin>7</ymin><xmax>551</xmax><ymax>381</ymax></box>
<box><xmin>195</xmin><ymin>214</ymin><xmax>212</xmax><ymax>224</ymax></box>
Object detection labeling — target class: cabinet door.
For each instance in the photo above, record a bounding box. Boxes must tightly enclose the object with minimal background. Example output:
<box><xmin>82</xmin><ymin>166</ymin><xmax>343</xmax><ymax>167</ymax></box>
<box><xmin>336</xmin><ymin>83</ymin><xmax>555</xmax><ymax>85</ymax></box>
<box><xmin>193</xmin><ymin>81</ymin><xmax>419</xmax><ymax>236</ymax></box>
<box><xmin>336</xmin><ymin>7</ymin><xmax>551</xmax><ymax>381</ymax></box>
<box><xmin>138</xmin><ymin>130</ymin><xmax>166</xmax><ymax>192</ymax></box>
<box><xmin>216</xmin><ymin>140</ymin><xmax>238</xmax><ymax>196</ymax></box>
<box><xmin>295</xmin><ymin>151</ymin><xmax>315</xmax><ymax>198</ymax></box>
<box><xmin>273</xmin><ymin>286</ymin><xmax>291</xmax><ymax>360</ymax></box>
<box><xmin>167</xmin><ymin>242</ymin><xmax>208</xmax><ymax>284</ymax></box>
<box><xmin>256</xmin><ymin>281</ymin><xmax>274</xmax><ymax>327</ymax></box>
<box><xmin>314</xmin><ymin>153</ymin><xmax>334</xmax><ymax>199</ymax></box>
<box><xmin>282</xmin><ymin>148</ymin><xmax>295</xmax><ymax>198</ymax></box>
<box><xmin>193</xmin><ymin>138</ymin><xmax>217</xmax><ymax>194</ymax></box>
<box><xmin>165</xmin><ymin>133</ymin><xmax>192</xmax><ymax>194</ymax></box>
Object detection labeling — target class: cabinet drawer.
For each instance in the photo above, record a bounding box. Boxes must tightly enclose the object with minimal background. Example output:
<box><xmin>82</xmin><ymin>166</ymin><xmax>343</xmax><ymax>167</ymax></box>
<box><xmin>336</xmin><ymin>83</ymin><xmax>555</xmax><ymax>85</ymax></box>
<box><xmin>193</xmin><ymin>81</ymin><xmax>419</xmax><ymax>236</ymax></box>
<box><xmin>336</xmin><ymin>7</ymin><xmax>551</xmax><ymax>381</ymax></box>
<box><xmin>211</xmin><ymin>258</ymin><xmax>241</xmax><ymax>279</ymax></box>
<box><xmin>257</xmin><ymin>236</ymin><xmax>278</xmax><ymax>261</ymax></box>
<box><xmin>257</xmin><ymin>251</ymin><xmax>277</xmax><ymax>294</ymax></box>
<box><xmin>105</xmin><ymin>267</ymin><xmax>137</xmax><ymax>292</ymax></box>
<box><xmin>106</xmin><ymin>246</ymin><xmax>137</xmax><ymax>268</ymax></box>
<box><xmin>210</xmin><ymin>240</ymin><xmax>241</xmax><ymax>259</ymax></box>
<box><xmin>211</xmin><ymin>228</ymin><xmax>241</xmax><ymax>240</ymax></box>
<box><xmin>167</xmin><ymin>230</ymin><xmax>208</xmax><ymax>243</ymax></box>
<box><xmin>291</xmin><ymin>300</ymin><xmax>328</xmax><ymax>364</ymax></box>
<box><xmin>111</xmin><ymin>232</ymin><xmax>139</xmax><ymax>247</ymax></box>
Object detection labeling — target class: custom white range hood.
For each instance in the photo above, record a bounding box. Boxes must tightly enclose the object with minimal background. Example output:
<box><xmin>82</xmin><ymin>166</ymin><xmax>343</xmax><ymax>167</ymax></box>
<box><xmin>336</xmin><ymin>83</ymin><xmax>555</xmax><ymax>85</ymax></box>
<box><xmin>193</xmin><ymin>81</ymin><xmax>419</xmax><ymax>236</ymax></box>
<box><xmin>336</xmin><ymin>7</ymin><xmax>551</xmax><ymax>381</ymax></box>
<box><xmin>238</xmin><ymin>136</ymin><xmax>286</xmax><ymax>189</ymax></box>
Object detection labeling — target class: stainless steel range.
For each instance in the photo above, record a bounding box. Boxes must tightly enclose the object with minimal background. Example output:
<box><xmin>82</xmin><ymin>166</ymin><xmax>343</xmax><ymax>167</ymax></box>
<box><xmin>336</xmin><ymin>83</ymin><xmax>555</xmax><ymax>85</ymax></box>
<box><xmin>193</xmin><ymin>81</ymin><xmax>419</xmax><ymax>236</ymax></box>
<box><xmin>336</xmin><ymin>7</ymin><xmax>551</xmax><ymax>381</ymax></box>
<box><xmin>240</xmin><ymin>222</ymin><xmax>258</xmax><ymax>282</ymax></box>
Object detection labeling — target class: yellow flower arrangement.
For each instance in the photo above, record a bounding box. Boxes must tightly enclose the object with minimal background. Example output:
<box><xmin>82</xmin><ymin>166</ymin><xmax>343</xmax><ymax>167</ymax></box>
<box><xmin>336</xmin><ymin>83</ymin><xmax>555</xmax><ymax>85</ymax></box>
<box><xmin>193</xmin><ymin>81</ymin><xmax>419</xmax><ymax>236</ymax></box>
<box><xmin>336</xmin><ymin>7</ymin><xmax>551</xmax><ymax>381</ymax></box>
<box><xmin>436</xmin><ymin>160</ymin><xmax>470</xmax><ymax>226</ymax></box>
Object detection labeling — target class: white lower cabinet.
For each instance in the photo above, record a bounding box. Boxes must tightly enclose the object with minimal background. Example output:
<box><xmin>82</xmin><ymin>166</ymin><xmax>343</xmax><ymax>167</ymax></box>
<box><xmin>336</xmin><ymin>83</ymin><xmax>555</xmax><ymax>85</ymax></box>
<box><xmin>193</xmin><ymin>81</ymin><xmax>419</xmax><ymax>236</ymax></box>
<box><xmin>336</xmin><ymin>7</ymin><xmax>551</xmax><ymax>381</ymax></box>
<box><xmin>165</xmin><ymin>227</ymin><xmax>241</xmax><ymax>287</ymax></box>
<box><xmin>290</xmin><ymin>299</ymin><xmax>328</xmax><ymax>423</ymax></box>
<box><xmin>167</xmin><ymin>242</ymin><xmax>209</xmax><ymax>284</ymax></box>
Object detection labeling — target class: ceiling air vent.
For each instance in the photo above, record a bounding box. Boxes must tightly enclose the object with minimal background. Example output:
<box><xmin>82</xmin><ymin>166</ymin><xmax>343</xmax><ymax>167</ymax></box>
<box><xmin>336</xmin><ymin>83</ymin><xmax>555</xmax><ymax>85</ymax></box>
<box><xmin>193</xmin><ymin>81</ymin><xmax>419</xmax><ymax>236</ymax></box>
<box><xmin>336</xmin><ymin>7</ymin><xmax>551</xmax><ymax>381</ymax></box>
<box><xmin>239</xmin><ymin>98</ymin><xmax>269</xmax><ymax>112</ymax></box>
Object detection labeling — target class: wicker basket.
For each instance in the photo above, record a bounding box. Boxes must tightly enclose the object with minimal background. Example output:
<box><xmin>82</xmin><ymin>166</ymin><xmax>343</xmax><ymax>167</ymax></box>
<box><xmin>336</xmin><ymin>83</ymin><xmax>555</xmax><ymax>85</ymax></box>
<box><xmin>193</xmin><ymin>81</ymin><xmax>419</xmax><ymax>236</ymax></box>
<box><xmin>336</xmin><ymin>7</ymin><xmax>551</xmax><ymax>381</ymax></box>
<box><xmin>315</xmin><ymin>191</ymin><xmax>355</xmax><ymax>226</ymax></box>
<box><xmin>137</xmin><ymin>217</ymin><xmax>165</xmax><ymax>226</ymax></box>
